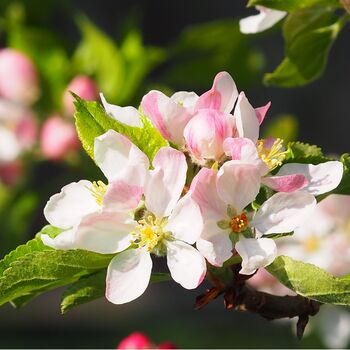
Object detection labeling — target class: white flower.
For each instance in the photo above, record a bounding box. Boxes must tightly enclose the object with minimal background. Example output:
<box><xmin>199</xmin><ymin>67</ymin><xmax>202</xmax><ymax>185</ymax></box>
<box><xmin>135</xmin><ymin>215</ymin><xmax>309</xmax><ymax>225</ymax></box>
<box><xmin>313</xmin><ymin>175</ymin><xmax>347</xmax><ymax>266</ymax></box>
<box><xmin>191</xmin><ymin>165</ymin><xmax>316</xmax><ymax>274</ymax></box>
<box><xmin>42</xmin><ymin>130</ymin><xmax>206</xmax><ymax>304</ymax></box>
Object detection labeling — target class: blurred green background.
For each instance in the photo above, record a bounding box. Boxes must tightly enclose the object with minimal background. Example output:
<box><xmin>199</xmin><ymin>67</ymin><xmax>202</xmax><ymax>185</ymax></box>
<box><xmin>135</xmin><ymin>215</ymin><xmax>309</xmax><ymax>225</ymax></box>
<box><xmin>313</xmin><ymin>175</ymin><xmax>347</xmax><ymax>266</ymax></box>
<box><xmin>0</xmin><ymin>0</ymin><xmax>349</xmax><ymax>348</ymax></box>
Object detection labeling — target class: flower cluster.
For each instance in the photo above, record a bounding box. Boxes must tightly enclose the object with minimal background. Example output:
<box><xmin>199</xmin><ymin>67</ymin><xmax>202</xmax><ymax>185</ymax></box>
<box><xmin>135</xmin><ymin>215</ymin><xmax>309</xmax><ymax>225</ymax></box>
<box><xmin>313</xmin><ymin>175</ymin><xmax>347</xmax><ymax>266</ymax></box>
<box><xmin>41</xmin><ymin>71</ymin><xmax>343</xmax><ymax>304</ymax></box>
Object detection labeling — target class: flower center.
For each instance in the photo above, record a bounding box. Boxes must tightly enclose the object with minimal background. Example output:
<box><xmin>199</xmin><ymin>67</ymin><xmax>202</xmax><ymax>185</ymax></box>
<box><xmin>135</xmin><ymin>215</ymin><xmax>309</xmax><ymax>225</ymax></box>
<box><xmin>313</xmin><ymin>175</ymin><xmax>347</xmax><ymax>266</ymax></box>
<box><xmin>230</xmin><ymin>213</ymin><xmax>248</xmax><ymax>233</ymax></box>
<box><xmin>88</xmin><ymin>181</ymin><xmax>107</xmax><ymax>206</ymax></box>
<box><xmin>257</xmin><ymin>138</ymin><xmax>286</xmax><ymax>171</ymax></box>
<box><xmin>132</xmin><ymin>215</ymin><xmax>168</xmax><ymax>252</ymax></box>
<box><xmin>304</xmin><ymin>235</ymin><xmax>320</xmax><ymax>252</ymax></box>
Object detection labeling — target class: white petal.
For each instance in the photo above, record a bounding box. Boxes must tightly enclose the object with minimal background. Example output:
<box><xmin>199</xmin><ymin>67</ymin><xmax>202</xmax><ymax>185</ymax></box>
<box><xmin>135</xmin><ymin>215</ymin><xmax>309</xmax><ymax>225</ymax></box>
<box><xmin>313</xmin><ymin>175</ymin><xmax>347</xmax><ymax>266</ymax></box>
<box><xmin>164</xmin><ymin>192</ymin><xmax>203</xmax><ymax>244</ymax></box>
<box><xmin>0</xmin><ymin>126</ymin><xmax>21</xmax><ymax>162</ymax></box>
<box><xmin>145</xmin><ymin>147</ymin><xmax>187</xmax><ymax>217</ymax></box>
<box><xmin>253</xmin><ymin>192</ymin><xmax>316</xmax><ymax>234</ymax></box>
<box><xmin>196</xmin><ymin>221</ymin><xmax>233</xmax><ymax>267</ymax></box>
<box><xmin>75</xmin><ymin>212</ymin><xmax>135</xmax><ymax>254</ymax></box>
<box><xmin>234</xmin><ymin>92</ymin><xmax>260</xmax><ymax>143</ymax></box>
<box><xmin>100</xmin><ymin>93</ymin><xmax>142</xmax><ymax>127</ymax></box>
<box><xmin>190</xmin><ymin>167</ymin><xmax>227</xmax><ymax>222</ymax></box>
<box><xmin>166</xmin><ymin>241</ymin><xmax>206</xmax><ymax>289</ymax></box>
<box><xmin>41</xmin><ymin>228</ymin><xmax>76</xmax><ymax>250</ymax></box>
<box><xmin>44</xmin><ymin>180</ymin><xmax>99</xmax><ymax>229</ymax></box>
<box><xmin>171</xmin><ymin>91</ymin><xmax>199</xmax><ymax>113</ymax></box>
<box><xmin>106</xmin><ymin>249</ymin><xmax>152</xmax><ymax>304</ymax></box>
<box><xmin>94</xmin><ymin>130</ymin><xmax>149</xmax><ymax>185</ymax></box>
<box><xmin>276</xmin><ymin>161</ymin><xmax>343</xmax><ymax>195</ymax></box>
<box><xmin>217</xmin><ymin>161</ymin><xmax>261</xmax><ymax>212</ymax></box>
<box><xmin>235</xmin><ymin>237</ymin><xmax>277</xmax><ymax>275</ymax></box>
<box><xmin>239</xmin><ymin>8</ymin><xmax>287</xmax><ymax>34</ymax></box>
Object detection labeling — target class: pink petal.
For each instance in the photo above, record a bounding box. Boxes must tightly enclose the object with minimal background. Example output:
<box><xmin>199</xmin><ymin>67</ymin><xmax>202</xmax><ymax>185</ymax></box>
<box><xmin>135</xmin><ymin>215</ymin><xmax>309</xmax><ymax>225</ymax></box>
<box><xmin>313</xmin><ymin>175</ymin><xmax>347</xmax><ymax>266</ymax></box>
<box><xmin>145</xmin><ymin>147</ymin><xmax>187</xmax><ymax>218</ymax></box>
<box><xmin>234</xmin><ymin>92</ymin><xmax>260</xmax><ymax>143</ymax></box>
<box><xmin>261</xmin><ymin>174</ymin><xmax>308</xmax><ymax>192</ymax></box>
<box><xmin>255</xmin><ymin>101</ymin><xmax>271</xmax><ymax>125</ymax></box>
<box><xmin>75</xmin><ymin>212</ymin><xmax>134</xmax><ymax>254</ymax></box>
<box><xmin>190</xmin><ymin>167</ymin><xmax>227</xmax><ymax>222</ymax></box>
<box><xmin>217</xmin><ymin>161</ymin><xmax>261</xmax><ymax>212</ymax></box>
<box><xmin>195</xmin><ymin>71</ymin><xmax>238</xmax><ymax>114</ymax></box>
<box><xmin>102</xmin><ymin>180</ymin><xmax>143</xmax><ymax>212</ymax></box>
<box><xmin>141</xmin><ymin>90</ymin><xmax>191</xmax><ymax>145</ymax></box>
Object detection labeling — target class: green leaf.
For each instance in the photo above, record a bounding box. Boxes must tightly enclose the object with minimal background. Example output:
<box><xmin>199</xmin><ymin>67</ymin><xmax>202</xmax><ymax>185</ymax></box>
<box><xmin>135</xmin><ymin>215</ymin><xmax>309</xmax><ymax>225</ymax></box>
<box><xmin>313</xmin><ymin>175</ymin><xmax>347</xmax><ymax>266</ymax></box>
<box><xmin>285</xmin><ymin>141</ymin><xmax>330</xmax><ymax>164</ymax></box>
<box><xmin>264</xmin><ymin>58</ymin><xmax>308</xmax><ymax>87</ymax></box>
<box><xmin>73</xmin><ymin>94</ymin><xmax>168</xmax><ymax>161</ymax></box>
<box><xmin>74</xmin><ymin>17</ymin><xmax>124</xmax><ymax>102</ymax></box>
<box><xmin>287</xmin><ymin>17</ymin><xmax>346</xmax><ymax>81</ymax></box>
<box><xmin>61</xmin><ymin>270</ymin><xmax>106</xmax><ymax>314</ymax></box>
<box><xmin>247</xmin><ymin>0</ymin><xmax>341</xmax><ymax>11</ymax></box>
<box><xmin>263</xmin><ymin>114</ymin><xmax>298</xmax><ymax>143</ymax></box>
<box><xmin>329</xmin><ymin>153</ymin><xmax>350</xmax><ymax>195</ymax></box>
<box><xmin>267</xmin><ymin>255</ymin><xmax>350</xmax><ymax>305</ymax></box>
<box><xmin>0</xmin><ymin>249</ymin><xmax>114</xmax><ymax>307</ymax></box>
<box><xmin>61</xmin><ymin>271</ymin><xmax>171</xmax><ymax>314</ymax></box>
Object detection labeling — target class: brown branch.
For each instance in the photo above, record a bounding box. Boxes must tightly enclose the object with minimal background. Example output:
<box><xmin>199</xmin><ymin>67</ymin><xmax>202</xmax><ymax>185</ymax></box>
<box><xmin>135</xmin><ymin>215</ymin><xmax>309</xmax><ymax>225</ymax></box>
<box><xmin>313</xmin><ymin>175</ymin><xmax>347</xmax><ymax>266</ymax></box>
<box><xmin>195</xmin><ymin>265</ymin><xmax>321</xmax><ymax>339</ymax></box>
<box><xmin>341</xmin><ymin>0</ymin><xmax>350</xmax><ymax>15</ymax></box>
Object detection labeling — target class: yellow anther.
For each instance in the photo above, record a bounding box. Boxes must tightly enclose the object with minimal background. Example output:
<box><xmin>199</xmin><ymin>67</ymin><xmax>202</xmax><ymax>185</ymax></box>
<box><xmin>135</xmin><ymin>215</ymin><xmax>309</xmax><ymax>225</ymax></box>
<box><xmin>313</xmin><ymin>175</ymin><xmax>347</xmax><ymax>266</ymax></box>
<box><xmin>132</xmin><ymin>215</ymin><xmax>166</xmax><ymax>252</ymax></box>
<box><xmin>257</xmin><ymin>138</ymin><xmax>287</xmax><ymax>171</ymax></box>
<box><xmin>88</xmin><ymin>181</ymin><xmax>107</xmax><ymax>206</ymax></box>
<box><xmin>230</xmin><ymin>213</ymin><xmax>248</xmax><ymax>233</ymax></box>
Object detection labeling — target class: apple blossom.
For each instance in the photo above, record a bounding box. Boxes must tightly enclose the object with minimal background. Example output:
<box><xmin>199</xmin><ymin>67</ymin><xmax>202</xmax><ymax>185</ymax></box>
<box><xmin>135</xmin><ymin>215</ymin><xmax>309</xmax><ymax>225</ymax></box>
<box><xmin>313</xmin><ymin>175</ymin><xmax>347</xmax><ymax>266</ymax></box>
<box><xmin>41</xmin><ymin>130</ymin><xmax>206</xmax><ymax>304</ymax></box>
<box><xmin>0</xmin><ymin>48</ymin><xmax>40</xmax><ymax>105</ymax></box>
<box><xmin>40</xmin><ymin>114</ymin><xmax>80</xmax><ymax>160</ymax></box>
<box><xmin>63</xmin><ymin>75</ymin><xmax>99</xmax><ymax>115</ymax></box>
<box><xmin>239</xmin><ymin>6</ymin><xmax>287</xmax><ymax>34</ymax></box>
<box><xmin>223</xmin><ymin>137</ymin><xmax>343</xmax><ymax>194</ymax></box>
<box><xmin>191</xmin><ymin>165</ymin><xmax>316</xmax><ymax>274</ymax></box>
<box><xmin>118</xmin><ymin>332</ymin><xmax>153</xmax><ymax>349</ymax></box>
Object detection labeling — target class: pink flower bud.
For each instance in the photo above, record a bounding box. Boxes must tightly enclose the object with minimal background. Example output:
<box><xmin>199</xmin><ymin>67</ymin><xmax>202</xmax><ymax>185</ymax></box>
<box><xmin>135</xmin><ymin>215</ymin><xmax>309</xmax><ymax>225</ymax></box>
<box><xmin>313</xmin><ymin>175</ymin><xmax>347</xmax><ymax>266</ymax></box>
<box><xmin>40</xmin><ymin>115</ymin><xmax>80</xmax><ymax>160</ymax></box>
<box><xmin>0</xmin><ymin>161</ymin><xmax>23</xmax><ymax>186</ymax></box>
<box><xmin>63</xmin><ymin>75</ymin><xmax>99</xmax><ymax>115</ymax></box>
<box><xmin>15</xmin><ymin>111</ymin><xmax>38</xmax><ymax>150</ymax></box>
<box><xmin>184</xmin><ymin>108</ymin><xmax>235</xmax><ymax>162</ymax></box>
<box><xmin>0</xmin><ymin>49</ymin><xmax>40</xmax><ymax>105</ymax></box>
<box><xmin>158</xmin><ymin>342</ymin><xmax>178</xmax><ymax>349</ymax></box>
<box><xmin>118</xmin><ymin>332</ymin><xmax>152</xmax><ymax>349</ymax></box>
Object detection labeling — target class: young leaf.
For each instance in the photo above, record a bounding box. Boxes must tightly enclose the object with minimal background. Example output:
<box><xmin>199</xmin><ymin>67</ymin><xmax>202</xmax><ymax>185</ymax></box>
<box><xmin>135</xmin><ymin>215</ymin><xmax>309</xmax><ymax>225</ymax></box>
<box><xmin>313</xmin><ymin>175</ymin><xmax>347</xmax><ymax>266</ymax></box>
<box><xmin>285</xmin><ymin>141</ymin><xmax>330</xmax><ymax>164</ymax></box>
<box><xmin>61</xmin><ymin>270</ymin><xmax>106</xmax><ymax>314</ymax></box>
<box><xmin>61</xmin><ymin>271</ymin><xmax>171</xmax><ymax>314</ymax></box>
<box><xmin>267</xmin><ymin>255</ymin><xmax>350</xmax><ymax>305</ymax></box>
<box><xmin>0</xmin><ymin>249</ymin><xmax>114</xmax><ymax>307</ymax></box>
<box><xmin>247</xmin><ymin>0</ymin><xmax>341</xmax><ymax>11</ymax></box>
<box><xmin>264</xmin><ymin>58</ymin><xmax>308</xmax><ymax>87</ymax></box>
<box><xmin>73</xmin><ymin>94</ymin><xmax>168</xmax><ymax>161</ymax></box>
<box><xmin>286</xmin><ymin>17</ymin><xmax>346</xmax><ymax>81</ymax></box>
<box><xmin>0</xmin><ymin>225</ymin><xmax>60</xmax><ymax>276</ymax></box>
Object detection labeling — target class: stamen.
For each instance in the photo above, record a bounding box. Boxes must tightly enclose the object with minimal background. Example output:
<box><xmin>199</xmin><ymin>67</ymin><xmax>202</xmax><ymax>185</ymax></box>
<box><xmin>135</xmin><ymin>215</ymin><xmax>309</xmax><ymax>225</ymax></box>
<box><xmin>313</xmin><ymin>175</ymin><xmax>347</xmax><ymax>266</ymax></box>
<box><xmin>304</xmin><ymin>235</ymin><xmax>320</xmax><ymax>252</ymax></box>
<box><xmin>257</xmin><ymin>138</ymin><xmax>287</xmax><ymax>171</ymax></box>
<box><xmin>230</xmin><ymin>213</ymin><xmax>248</xmax><ymax>233</ymax></box>
<box><xmin>87</xmin><ymin>181</ymin><xmax>107</xmax><ymax>206</ymax></box>
<box><xmin>132</xmin><ymin>215</ymin><xmax>167</xmax><ymax>252</ymax></box>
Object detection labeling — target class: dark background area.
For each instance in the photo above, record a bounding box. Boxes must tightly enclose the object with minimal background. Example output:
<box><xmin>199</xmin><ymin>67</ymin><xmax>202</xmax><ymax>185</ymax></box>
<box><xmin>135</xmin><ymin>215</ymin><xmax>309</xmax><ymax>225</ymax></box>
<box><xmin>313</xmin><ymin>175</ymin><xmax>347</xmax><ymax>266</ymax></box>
<box><xmin>0</xmin><ymin>0</ymin><xmax>349</xmax><ymax>348</ymax></box>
